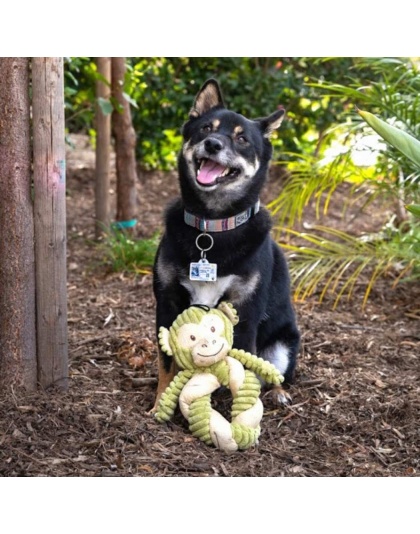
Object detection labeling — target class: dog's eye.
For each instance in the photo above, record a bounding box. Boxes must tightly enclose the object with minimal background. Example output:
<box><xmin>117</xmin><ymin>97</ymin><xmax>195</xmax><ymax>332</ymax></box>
<box><xmin>237</xmin><ymin>135</ymin><xmax>247</xmax><ymax>144</ymax></box>
<box><xmin>210</xmin><ymin>326</ymin><xmax>215</xmax><ymax>333</ymax></box>
<box><xmin>190</xmin><ymin>335</ymin><xmax>196</xmax><ymax>341</ymax></box>
<box><xmin>201</xmin><ymin>124</ymin><xmax>212</xmax><ymax>133</ymax></box>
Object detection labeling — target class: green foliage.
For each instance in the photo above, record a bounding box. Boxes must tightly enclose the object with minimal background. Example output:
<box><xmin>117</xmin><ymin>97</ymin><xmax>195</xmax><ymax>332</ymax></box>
<box><xmin>274</xmin><ymin>59</ymin><xmax>420</xmax><ymax>227</ymax></box>
<box><xmin>310</xmin><ymin>57</ymin><xmax>420</xmax><ymax>191</ymax></box>
<box><xmin>357</xmin><ymin>108</ymin><xmax>420</xmax><ymax>170</ymax></box>
<box><xmin>99</xmin><ymin>230</ymin><xmax>159</xmax><ymax>274</ymax></box>
<box><xmin>280</xmin><ymin>223</ymin><xmax>420</xmax><ymax>308</ymax></box>
<box><xmin>97</xmin><ymin>97</ymin><xmax>113</xmax><ymax>116</ymax></box>
<box><xmin>269</xmin><ymin>148</ymin><xmax>376</xmax><ymax>227</ymax></box>
<box><xmin>64</xmin><ymin>57</ymin><xmax>98</xmax><ymax>133</ymax></box>
<box><xmin>407</xmin><ymin>204</ymin><xmax>420</xmax><ymax>218</ymax></box>
<box><xmin>358</xmin><ymin>108</ymin><xmax>420</xmax><ymax>225</ymax></box>
<box><xmin>274</xmin><ymin>57</ymin><xmax>420</xmax><ymax>307</ymax></box>
<box><xmin>64</xmin><ymin>57</ymin><xmax>361</xmax><ymax>169</ymax></box>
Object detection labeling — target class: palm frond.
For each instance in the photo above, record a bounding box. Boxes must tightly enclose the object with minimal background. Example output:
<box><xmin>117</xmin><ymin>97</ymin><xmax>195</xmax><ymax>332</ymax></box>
<box><xmin>272</xmin><ymin>59</ymin><xmax>420</xmax><ymax>229</ymax></box>
<box><xmin>271</xmin><ymin>59</ymin><xmax>420</xmax><ymax>309</ymax></box>
<box><xmin>278</xmin><ymin>225</ymin><xmax>420</xmax><ymax>309</ymax></box>
<box><xmin>269</xmin><ymin>147</ymin><xmax>376</xmax><ymax>227</ymax></box>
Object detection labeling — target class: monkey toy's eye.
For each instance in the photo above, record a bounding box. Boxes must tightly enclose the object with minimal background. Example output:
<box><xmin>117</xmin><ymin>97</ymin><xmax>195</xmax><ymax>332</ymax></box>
<box><xmin>201</xmin><ymin>315</ymin><xmax>224</xmax><ymax>336</ymax></box>
<box><xmin>177</xmin><ymin>323</ymin><xmax>203</xmax><ymax>349</ymax></box>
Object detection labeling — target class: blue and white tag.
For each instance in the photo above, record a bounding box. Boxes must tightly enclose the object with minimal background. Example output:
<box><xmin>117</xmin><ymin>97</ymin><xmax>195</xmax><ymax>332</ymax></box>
<box><xmin>189</xmin><ymin>259</ymin><xmax>217</xmax><ymax>282</ymax></box>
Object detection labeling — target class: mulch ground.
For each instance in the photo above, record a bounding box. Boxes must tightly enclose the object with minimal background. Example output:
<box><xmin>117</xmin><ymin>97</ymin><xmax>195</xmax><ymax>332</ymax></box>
<box><xmin>1</xmin><ymin>134</ymin><xmax>419</xmax><ymax>477</ymax></box>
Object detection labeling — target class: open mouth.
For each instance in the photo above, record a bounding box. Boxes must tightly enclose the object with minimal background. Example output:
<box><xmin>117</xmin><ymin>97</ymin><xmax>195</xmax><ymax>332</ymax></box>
<box><xmin>196</xmin><ymin>158</ymin><xmax>240</xmax><ymax>187</ymax></box>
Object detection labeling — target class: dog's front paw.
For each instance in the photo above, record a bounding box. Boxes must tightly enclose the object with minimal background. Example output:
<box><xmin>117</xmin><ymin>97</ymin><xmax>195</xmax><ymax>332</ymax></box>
<box><xmin>268</xmin><ymin>385</ymin><xmax>292</xmax><ymax>406</ymax></box>
<box><xmin>146</xmin><ymin>396</ymin><xmax>161</xmax><ymax>416</ymax></box>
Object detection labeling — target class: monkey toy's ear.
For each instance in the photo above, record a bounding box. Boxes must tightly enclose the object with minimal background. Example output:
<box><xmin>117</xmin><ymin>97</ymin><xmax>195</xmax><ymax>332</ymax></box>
<box><xmin>158</xmin><ymin>326</ymin><xmax>173</xmax><ymax>356</ymax></box>
<box><xmin>217</xmin><ymin>302</ymin><xmax>239</xmax><ymax>326</ymax></box>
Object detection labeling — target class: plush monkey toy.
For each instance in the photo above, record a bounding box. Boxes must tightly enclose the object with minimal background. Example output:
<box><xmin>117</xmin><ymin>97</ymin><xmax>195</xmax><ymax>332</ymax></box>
<box><xmin>155</xmin><ymin>302</ymin><xmax>283</xmax><ymax>453</ymax></box>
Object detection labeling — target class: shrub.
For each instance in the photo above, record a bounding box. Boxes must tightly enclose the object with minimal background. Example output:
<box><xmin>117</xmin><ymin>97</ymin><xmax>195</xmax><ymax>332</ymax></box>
<box><xmin>272</xmin><ymin>58</ymin><xmax>420</xmax><ymax>307</ymax></box>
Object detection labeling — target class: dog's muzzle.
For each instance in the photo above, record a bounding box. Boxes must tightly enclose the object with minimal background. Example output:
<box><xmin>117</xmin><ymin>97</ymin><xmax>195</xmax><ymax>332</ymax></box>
<box><xmin>204</xmin><ymin>137</ymin><xmax>223</xmax><ymax>155</ymax></box>
<box><xmin>194</xmin><ymin>137</ymin><xmax>241</xmax><ymax>187</ymax></box>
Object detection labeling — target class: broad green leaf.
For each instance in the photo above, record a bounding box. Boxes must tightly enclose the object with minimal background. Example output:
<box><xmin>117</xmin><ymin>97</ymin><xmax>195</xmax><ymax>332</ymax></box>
<box><xmin>357</xmin><ymin>109</ymin><xmax>420</xmax><ymax>169</ymax></box>
<box><xmin>123</xmin><ymin>92</ymin><xmax>139</xmax><ymax>109</ymax></box>
<box><xmin>97</xmin><ymin>97</ymin><xmax>113</xmax><ymax>116</ymax></box>
<box><xmin>110</xmin><ymin>96</ymin><xmax>124</xmax><ymax>114</ymax></box>
<box><xmin>406</xmin><ymin>204</ymin><xmax>420</xmax><ymax>218</ymax></box>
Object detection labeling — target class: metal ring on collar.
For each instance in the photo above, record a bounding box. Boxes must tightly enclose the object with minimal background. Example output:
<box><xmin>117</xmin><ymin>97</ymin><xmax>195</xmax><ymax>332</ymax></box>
<box><xmin>195</xmin><ymin>233</ymin><xmax>214</xmax><ymax>252</ymax></box>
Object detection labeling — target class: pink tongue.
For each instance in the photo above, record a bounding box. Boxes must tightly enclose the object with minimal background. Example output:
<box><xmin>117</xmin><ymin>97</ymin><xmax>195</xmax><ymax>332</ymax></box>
<box><xmin>197</xmin><ymin>160</ymin><xmax>226</xmax><ymax>185</ymax></box>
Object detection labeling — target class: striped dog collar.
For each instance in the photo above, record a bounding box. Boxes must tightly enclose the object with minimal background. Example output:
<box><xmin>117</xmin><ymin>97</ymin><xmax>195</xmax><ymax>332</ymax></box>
<box><xmin>184</xmin><ymin>200</ymin><xmax>260</xmax><ymax>232</ymax></box>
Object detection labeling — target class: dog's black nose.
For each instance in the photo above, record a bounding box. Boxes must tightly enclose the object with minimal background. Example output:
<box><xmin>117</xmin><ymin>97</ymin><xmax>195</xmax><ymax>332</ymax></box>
<box><xmin>204</xmin><ymin>137</ymin><xmax>223</xmax><ymax>154</ymax></box>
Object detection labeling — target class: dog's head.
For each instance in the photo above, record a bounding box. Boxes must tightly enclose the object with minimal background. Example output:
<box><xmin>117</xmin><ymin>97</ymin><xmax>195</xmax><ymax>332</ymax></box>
<box><xmin>178</xmin><ymin>79</ymin><xmax>285</xmax><ymax>214</ymax></box>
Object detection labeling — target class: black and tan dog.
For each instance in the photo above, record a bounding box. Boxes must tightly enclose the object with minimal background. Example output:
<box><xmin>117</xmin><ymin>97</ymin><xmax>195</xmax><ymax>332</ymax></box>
<box><xmin>152</xmin><ymin>79</ymin><xmax>300</xmax><ymax>409</ymax></box>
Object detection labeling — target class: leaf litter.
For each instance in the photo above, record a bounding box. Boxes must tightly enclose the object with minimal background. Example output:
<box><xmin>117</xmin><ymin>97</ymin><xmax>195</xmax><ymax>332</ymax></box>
<box><xmin>0</xmin><ymin>134</ymin><xmax>418</xmax><ymax>477</ymax></box>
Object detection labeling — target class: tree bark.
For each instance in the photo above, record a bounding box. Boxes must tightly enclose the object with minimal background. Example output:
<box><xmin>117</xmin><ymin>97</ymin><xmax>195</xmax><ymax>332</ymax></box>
<box><xmin>0</xmin><ymin>57</ymin><xmax>37</xmax><ymax>391</ymax></box>
<box><xmin>32</xmin><ymin>57</ymin><xmax>68</xmax><ymax>390</ymax></box>
<box><xmin>95</xmin><ymin>57</ymin><xmax>111</xmax><ymax>238</ymax></box>
<box><xmin>111</xmin><ymin>57</ymin><xmax>138</xmax><ymax>231</ymax></box>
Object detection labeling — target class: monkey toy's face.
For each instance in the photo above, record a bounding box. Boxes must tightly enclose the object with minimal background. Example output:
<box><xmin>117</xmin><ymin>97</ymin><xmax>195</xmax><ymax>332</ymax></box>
<box><xmin>175</xmin><ymin>313</ymin><xmax>230</xmax><ymax>367</ymax></box>
<box><xmin>158</xmin><ymin>304</ymin><xmax>238</xmax><ymax>371</ymax></box>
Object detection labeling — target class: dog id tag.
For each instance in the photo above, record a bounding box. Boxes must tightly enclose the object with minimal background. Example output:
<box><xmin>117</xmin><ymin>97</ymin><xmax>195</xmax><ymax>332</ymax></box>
<box><xmin>189</xmin><ymin>258</ymin><xmax>218</xmax><ymax>282</ymax></box>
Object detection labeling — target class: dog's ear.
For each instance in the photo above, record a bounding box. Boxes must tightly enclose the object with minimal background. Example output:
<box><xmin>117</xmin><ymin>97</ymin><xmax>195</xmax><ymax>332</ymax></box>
<box><xmin>189</xmin><ymin>79</ymin><xmax>224</xmax><ymax>118</ymax></box>
<box><xmin>257</xmin><ymin>108</ymin><xmax>286</xmax><ymax>137</ymax></box>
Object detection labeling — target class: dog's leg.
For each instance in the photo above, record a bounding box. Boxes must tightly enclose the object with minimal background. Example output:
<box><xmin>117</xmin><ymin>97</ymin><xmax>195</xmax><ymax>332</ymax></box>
<box><xmin>150</xmin><ymin>282</ymin><xmax>190</xmax><ymax>414</ymax></box>
<box><xmin>148</xmin><ymin>349</ymin><xmax>176</xmax><ymax>414</ymax></box>
<box><xmin>259</xmin><ymin>341</ymin><xmax>297</xmax><ymax>405</ymax></box>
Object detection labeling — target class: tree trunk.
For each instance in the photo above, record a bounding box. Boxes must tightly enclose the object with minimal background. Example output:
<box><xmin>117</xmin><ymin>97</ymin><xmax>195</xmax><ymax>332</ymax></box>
<box><xmin>0</xmin><ymin>58</ymin><xmax>37</xmax><ymax>391</ymax></box>
<box><xmin>111</xmin><ymin>57</ymin><xmax>138</xmax><ymax>231</ymax></box>
<box><xmin>95</xmin><ymin>57</ymin><xmax>111</xmax><ymax>238</ymax></box>
<box><xmin>32</xmin><ymin>57</ymin><xmax>68</xmax><ymax>390</ymax></box>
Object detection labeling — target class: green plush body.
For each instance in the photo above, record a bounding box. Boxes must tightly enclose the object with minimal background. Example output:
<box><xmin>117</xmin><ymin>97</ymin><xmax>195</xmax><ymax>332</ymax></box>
<box><xmin>155</xmin><ymin>303</ymin><xmax>283</xmax><ymax>453</ymax></box>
